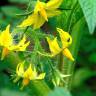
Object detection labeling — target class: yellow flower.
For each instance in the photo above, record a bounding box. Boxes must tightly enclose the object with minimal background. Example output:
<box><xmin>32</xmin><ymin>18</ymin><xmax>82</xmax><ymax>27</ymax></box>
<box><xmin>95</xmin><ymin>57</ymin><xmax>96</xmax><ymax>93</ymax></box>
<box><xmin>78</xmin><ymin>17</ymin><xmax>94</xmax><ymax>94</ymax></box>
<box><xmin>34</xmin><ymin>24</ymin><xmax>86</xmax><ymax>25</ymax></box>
<box><xmin>57</xmin><ymin>28</ymin><xmax>72</xmax><ymax>48</ymax></box>
<box><xmin>0</xmin><ymin>25</ymin><xmax>30</xmax><ymax>60</ymax></box>
<box><xmin>46</xmin><ymin>37</ymin><xmax>62</xmax><ymax>56</ymax></box>
<box><xmin>16</xmin><ymin>62</ymin><xmax>45</xmax><ymax>89</ymax></box>
<box><xmin>57</xmin><ymin>28</ymin><xmax>74</xmax><ymax>61</ymax></box>
<box><xmin>46</xmin><ymin>28</ymin><xmax>74</xmax><ymax>61</ymax></box>
<box><xmin>18</xmin><ymin>0</ymin><xmax>63</xmax><ymax>29</ymax></box>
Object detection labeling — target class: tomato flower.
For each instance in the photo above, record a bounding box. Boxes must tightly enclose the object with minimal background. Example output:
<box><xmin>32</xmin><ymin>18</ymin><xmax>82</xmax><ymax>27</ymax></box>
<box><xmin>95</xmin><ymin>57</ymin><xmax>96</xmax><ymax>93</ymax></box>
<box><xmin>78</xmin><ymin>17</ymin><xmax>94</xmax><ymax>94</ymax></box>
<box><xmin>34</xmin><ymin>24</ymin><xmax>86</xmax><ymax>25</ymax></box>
<box><xmin>18</xmin><ymin>0</ymin><xmax>63</xmax><ymax>29</ymax></box>
<box><xmin>46</xmin><ymin>28</ymin><xmax>74</xmax><ymax>61</ymax></box>
<box><xmin>0</xmin><ymin>25</ymin><xmax>30</xmax><ymax>60</ymax></box>
<box><xmin>15</xmin><ymin>61</ymin><xmax>45</xmax><ymax>89</ymax></box>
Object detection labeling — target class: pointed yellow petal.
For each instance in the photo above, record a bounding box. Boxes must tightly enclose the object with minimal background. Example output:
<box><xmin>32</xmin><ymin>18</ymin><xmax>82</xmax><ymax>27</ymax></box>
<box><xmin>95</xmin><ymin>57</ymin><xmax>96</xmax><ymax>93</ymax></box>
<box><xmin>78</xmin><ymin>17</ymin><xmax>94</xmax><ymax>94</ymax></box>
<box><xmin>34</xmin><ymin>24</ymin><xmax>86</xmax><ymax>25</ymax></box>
<box><xmin>1</xmin><ymin>48</ymin><xmax>9</xmax><ymax>60</ymax></box>
<box><xmin>57</xmin><ymin>28</ymin><xmax>72</xmax><ymax>48</ymax></box>
<box><xmin>16</xmin><ymin>35</ymin><xmax>30</xmax><ymax>51</ymax></box>
<box><xmin>24</xmin><ymin>64</ymin><xmax>36</xmax><ymax>80</ymax></box>
<box><xmin>9</xmin><ymin>35</ymin><xmax>30</xmax><ymax>51</ymax></box>
<box><xmin>16</xmin><ymin>62</ymin><xmax>24</xmax><ymax>77</ymax></box>
<box><xmin>46</xmin><ymin>0</ymin><xmax>63</xmax><ymax>9</ymax></box>
<box><xmin>34</xmin><ymin>0</ymin><xmax>43</xmax><ymax>13</ymax></box>
<box><xmin>46</xmin><ymin>37</ymin><xmax>61</xmax><ymax>55</ymax></box>
<box><xmin>46</xmin><ymin>9</ymin><xmax>61</xmax><ymax>17</ymax></box>
<box><xmin>0</xmin><ymin>25</ymin><xmax>13</xmax><ymax>47</ymax></box>
<box><xmin>18</xmin><ymin>35</ymin><xmax>26</xmax><ymax>45</ymax></box>
<box><xmin>62</xmin><ymin>48</ymin><xmax>74</xmax><ymax>61</ymax></box>
<box><xmin>18</xmin><ymin>41</ymin><xmax>30</xmax><ymax>51</ymax></box>
<box><xmin>18</xmin><ymin>14</ymin><xmax>34</xmax><ymax>27</ymax></box>
<box><xmin>40</xmin><ymin>8</ymin><xmax>48</xmax><ymax>21</ymax></box>
<box><xmin>36</xmin><ymin>73</ymin><xmax>45</xmax><ymax>79</ymax></box>
<box><xmin>34</xmin><ymin>0</ymin><xmax>48</xmax><ymax>21</ymax></box>
<box><xmin>33</xmin><ymin>13</ymin><xmax>46</xmax><ymax>29</ymax></box>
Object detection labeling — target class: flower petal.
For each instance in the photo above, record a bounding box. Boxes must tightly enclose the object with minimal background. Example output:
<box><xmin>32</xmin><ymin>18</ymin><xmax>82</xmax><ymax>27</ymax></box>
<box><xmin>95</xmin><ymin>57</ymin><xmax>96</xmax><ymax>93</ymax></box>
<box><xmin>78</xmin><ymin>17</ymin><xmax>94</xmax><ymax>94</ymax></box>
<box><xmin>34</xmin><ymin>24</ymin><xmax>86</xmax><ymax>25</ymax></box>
<box><xmin>46</xmin><ymin>9</ymin><xmax>61</xmax><ymax>17</ymax></box>
<box><xmin>18</xmin><ymin>14</ymin><xmax>35</xmax><ymax>27</ymax></box>
<box><xmin>33</xmin><ymin>13</ymin><xmax>46</xmax><ymax>29</ymax></box>
<box><xmin>24</xmin><ymin>64</ymin><xmax>36</xmax><ymax>80</ymax></box>
<box><xmin>57</xmin><ymin>28</ymin><xmax>72</xmax><ymax>48</ymax></box>
<box><xmin>34</xmin><ymin>0</ymin><xmax>48</xmax><ymax>21</ymax></box>
<box><xmin>16</xmin><ymin>62</ymin><xmax>24</xmax><ymax>77</ymax></box>
<box><xmin>9</xmin><ymin>35</ymin><xmax>30</xmax><ymax>51</ymax></box>
<box><xmin>0</xmin><ymin>25</ymin><xmax>13</xmax><ymax>47</ymax></box>
<box><xmin>62</xmin><ymin>48</ymin><xmax>74</xmax><ymax>61</ymax></box>
<box><xmin>46</xmin><ymin>37</ymin><xmax>61</xmax><ymax>55</ymax></box>
<box><xmin>46</xmin><ymin>0</ymin><xmax>63</xmax><ymax>9</ymax></box>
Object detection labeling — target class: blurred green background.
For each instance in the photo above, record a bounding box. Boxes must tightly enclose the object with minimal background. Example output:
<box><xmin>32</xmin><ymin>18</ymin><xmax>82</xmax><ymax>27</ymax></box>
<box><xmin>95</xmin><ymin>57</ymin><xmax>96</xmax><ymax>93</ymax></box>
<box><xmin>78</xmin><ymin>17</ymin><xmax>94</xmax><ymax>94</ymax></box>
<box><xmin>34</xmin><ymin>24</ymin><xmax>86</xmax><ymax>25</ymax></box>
<box><xmin>0</xmin><ymin>0</ymin><xmax>96</xmax><ymax>96</ymax></box>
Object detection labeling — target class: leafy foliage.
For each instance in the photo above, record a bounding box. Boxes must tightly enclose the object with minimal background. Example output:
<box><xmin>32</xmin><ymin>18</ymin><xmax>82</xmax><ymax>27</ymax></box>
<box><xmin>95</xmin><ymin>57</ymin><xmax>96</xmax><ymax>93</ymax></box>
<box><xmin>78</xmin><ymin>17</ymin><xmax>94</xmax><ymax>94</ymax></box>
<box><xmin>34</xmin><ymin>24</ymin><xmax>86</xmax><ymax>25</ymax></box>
<box><xmin>79</xmin><ymin>0</ymin><xmax>96</xmax><ymax>34</ymax></box>
<box><xmin>0</xmin><ymin>0</ymin><xmax>96</xmax><ymax>96</ymax></box>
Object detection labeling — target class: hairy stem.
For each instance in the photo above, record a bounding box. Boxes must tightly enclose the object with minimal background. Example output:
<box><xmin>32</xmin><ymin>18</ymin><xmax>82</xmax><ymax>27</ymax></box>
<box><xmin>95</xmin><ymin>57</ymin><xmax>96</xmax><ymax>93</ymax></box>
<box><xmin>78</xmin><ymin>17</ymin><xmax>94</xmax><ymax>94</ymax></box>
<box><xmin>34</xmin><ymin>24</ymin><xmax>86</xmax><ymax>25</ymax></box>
<box><xmin>64</xmin><ymin>17</ymin><xmax>86</xmax><ymax>89</ymax></box>
<box><xmin>67</xmin><ymin>1</ymin><xmax>78</xmax><ymax>32</ymax></box>
<box><xmin>58</xmin><ymin>53</ymin><xmax>64</xmax><ymax>72</ymax></box>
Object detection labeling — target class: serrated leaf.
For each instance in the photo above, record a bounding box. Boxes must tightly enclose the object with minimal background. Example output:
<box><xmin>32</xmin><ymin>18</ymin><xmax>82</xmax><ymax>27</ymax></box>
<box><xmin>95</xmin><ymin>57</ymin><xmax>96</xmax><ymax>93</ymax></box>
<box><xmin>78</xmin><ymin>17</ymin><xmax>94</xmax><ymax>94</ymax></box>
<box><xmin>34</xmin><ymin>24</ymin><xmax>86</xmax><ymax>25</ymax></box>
<box><xmin>78</xmin><ymin>0</ymin><xmax>96</xmax><ymax>34</ymax></box>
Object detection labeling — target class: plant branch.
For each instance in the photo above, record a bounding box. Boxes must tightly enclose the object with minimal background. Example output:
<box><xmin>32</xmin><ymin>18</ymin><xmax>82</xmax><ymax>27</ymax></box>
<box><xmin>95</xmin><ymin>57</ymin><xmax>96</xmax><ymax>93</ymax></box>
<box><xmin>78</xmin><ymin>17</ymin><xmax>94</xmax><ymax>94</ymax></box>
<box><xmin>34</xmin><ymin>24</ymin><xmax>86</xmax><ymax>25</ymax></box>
<box><xmin>67</xmin><ymin>1</ymin><xmax>78</xmax><ymax>32</ymax></box>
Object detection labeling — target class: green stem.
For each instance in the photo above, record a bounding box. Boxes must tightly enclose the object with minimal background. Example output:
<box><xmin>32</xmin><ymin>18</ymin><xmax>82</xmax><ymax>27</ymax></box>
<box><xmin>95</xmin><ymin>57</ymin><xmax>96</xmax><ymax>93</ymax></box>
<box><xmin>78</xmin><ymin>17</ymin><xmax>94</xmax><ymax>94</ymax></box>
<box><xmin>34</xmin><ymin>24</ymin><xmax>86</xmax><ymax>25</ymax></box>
<box><xmin>58</xmin><ymin>8</ymin><xmax>72</xmax><ymax>10</ymax></box>
<box><xmin>64</xmin><ymin>17</ymin><xmax>86</xmax><ymax>89</ymax></box>
<box><xmin>57</xmin><ymin>1</ymin><xmax>78</xmax><ymax>78</ymax></box>
<box><xmin>57</xmin><ymin>1</ymin><xmax>79</xmax><ymax>88</ymax></box>
<box><xmin>16</xmin><ymin>10</ymin><xmax>33</xmax><ymax>16</ymax></box>
<box><xmin>29</xmin><ymin>81</ymin><xmax>51</xmax><ymax>96</ymax></box>
<box><xmin>58</xmin><ymin>53</ymin><xmax>64</xmax><ymax>72</ymax></box>
<box><xmin>22</xmin><ymin>26</ymin><xmax>29</xmax><ymax>38</ymax></box>
<box><xmin>67</xmin><ymin>1</ymin><xmax>78</xmax><ymax>32</ymax></box>
<box><xmin>16</xmin><ymin>0</ymin><xmax>33</xmax><ymax>16</ymax></box>
<box><xmin>58</xmin><ymin>1</ymin><xmax>80</xmax><ymax>89</ymax></box>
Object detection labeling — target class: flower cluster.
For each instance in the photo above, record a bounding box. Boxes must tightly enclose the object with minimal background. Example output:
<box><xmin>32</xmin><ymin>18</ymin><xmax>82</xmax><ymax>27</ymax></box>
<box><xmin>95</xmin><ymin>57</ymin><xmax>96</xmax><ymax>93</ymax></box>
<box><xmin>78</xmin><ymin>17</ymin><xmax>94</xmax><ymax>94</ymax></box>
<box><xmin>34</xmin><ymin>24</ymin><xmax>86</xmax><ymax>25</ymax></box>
<box><xmin>0</xmin><ymin>0</ymin><xmax>75</xmax><ymax>89</ymax></box>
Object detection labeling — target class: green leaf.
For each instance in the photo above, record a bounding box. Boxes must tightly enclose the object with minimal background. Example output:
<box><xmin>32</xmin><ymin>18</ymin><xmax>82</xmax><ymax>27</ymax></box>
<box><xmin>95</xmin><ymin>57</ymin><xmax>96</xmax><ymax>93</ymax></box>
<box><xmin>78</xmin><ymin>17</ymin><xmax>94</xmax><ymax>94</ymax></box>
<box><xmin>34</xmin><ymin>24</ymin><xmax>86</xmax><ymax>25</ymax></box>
<box><xmin>29</xmin><ymin>81</ymin><xmax>50</xmax><ymax>96</ymax></box>
<box><xmin>1</xmin><ymin>6</ymin><xmax>24</xmax><ymax>18</ymax></box>
<box><xmin>89</xmin><ymin>53</ymin><xmax>96</xmax><ymax>63</ymax></box>
<box><xmin>78</xmin><ymin>0</ymin><xmax>96</xmax><ymax>34</ymax></box>
<box><xmin>0</xmin><ymin>88</ymin><xmax>28</xmax><ymax>96</ymax></box>
<box><xmin>48</xmin><ymin>87</ymin><xmax>72</xmax><ymax>96</ymax></box>
<box><xmin>62</xmin><ymin>17</ymin><xmax>87</xmax><ymax>89</ymax></box>
<box><xmin>72</xmin><ymin>68</ymin><xmax>96</xmax><ymax>87</ymax></box>
<box><xmin>9</xmin><ymin>0</ymin><xmax>29</xmax><ymax>4</ymax></box>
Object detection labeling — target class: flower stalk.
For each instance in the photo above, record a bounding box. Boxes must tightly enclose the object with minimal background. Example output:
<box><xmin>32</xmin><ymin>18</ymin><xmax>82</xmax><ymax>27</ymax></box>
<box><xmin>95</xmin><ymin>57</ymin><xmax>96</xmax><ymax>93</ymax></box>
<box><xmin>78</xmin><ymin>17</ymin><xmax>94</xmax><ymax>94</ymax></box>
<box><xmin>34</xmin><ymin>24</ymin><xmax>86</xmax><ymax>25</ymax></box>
<box><xmin>63</xmin><ymin>18</ymin><xmax>85</xmax><ymax>89</ymax></box>
<box><xmin>58</xmin><ymin>53</ymin><xmax>64</xmax><ymax>72</ymax></box>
